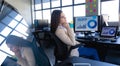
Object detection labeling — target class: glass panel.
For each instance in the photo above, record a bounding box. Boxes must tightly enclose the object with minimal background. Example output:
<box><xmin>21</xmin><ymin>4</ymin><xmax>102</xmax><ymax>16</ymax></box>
<box><xmin>35</xmin><ymin>0</ymin><xmax>41</xmax><ymax>10</ymax></box>
<box><xmin>1</xmin><ymin>16</ymin><xmax>13</xmax><ymax>26</ymax></box>
<box><xmin>43</xmin><ymin>10</ymin><xmax>51</xmax><ymax>23</ymax></box>
<box><xmin>9</xmin><ymin>11</ymin><xmax>17</xmax><ymax>18</ymax></box>
<box><xmin>62</xmin><ymin>0</ymin><xmax>72</xmax><ymax>6</ymax></box>
<box><xmin>101</xmin><ymin>0</ymin><xmax>119</xmax><ymax>22</ymax></box>
<box><xmin>74</xmin><ymin>5</ymin><xmax>86</xmax><ymax>17</ymax></box>
<box><xmin>74</xmin><ymin>0</ymin><xmax>85</xmax><ymax>4</ymax></box>
<box><xmin>35</xmin><ymin>11</ymin><xmax>42</xmax><ymax>19</ymax></box>
<box><xmin>0</xmin><ymin>23</ymin><xmax>5</xmax><ymax>32</ymax></box>
<box><xmin>8</xmin><ymin>20</ymin><xmax>18</xmax><ymax>28</ymax></box>
<box><xmin>14</xmin><ymin>14</ymin><xmax>22</xmax><ymax>21</ymax></box>
<box><xmin>0</xmin><ymin>49</ymin><xmax>8</xmax><ymax>60</ymax></box>
<box><xmin>0</xmin><ymin>26</ymin><xmax>12</xmax><ymax>37</ymax></box>
<box><xmin>21</xmin><ymin>19</ymin><xmax>29</xmax><ymax>27</ymax></box>
<box><xmin>52</xmin><ymin>0</ymin><xmax>60</xmax><ymax>7</ymax></box>
<box><xmin>62</xmin><ymin>7</ymin><xmax>73</xmax><ymax>23</ymax></box>
<box><xmin>2</xmin><ymin>16</ymin><xmax>18</xmax><ymax>28</ymax></box>
<box><xmin>0</xmin><ymin>23</ymin><xmax>12</xmax><ymax>37</ymax></box>
<box><xmin>0</xmin><ymin>36</ymin><xmax>4</xmax><ymax>44</ymax></box>
<box><xmin>9</xmin><ymin>11</ymin><xmax>22</xmax><ymax>21</ymax></box>
<box><xmin>11</xmin><ymin>31</ymin><xmax>27</xmax><ymax>39</ymax></box>
<box><xmin>0</xmin><ymin>42</ymin><xmax>14</xmax><ymax>55</ymax></box>
<box><xmin>15</xmin><ymin>23</ymin><xmax>29</xmax><ymax>36</ymax></box>
<box><xmin>43</xmin><ymin>0</ymin><xmax>50</xmax><ymax>9</ymax></box>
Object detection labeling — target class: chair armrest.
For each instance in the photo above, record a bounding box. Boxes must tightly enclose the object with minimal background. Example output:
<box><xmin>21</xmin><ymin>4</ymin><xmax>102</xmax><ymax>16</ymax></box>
<box><xmin>69</xmin><ymin>43</ymin><xmax>85</xmax><ymax>54</ymax></box>
<box><xmin>70</xmin><ymin>44</ymin><xmax>85</xmax><ymax>50</ymax></box>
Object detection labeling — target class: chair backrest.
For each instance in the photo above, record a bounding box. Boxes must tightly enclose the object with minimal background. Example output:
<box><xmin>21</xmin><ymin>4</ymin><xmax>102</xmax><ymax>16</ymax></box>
<box><xmin>30</xmin><ymin>38</ymin><xmax>51</xmax><ymax>66</ymax></box>
<box><xmin>50</xmin><ymin>33</ymin><xmax>69</xmax><ymax>62</ymax></box>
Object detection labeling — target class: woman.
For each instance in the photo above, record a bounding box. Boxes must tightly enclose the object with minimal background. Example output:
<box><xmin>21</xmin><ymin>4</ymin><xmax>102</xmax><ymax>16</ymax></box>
<box><xmin>6</xmin><ymin>35</ymin><xmax>51</xmax><ymax>66</ymax></box>
<box><xmin>50</xmin><ymin>10</ymin><xmax>100</xmax><ymax>60</ymax></box>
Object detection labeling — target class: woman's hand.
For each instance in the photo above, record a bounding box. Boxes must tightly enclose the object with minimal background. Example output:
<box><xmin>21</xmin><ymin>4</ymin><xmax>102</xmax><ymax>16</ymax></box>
<box><xmin>62</xmin><ymin>22</ymin><xmax>70</xmax><ymax>29</ymax></box>
<box><xmin>14</xmin><ymin>50</ymin><xmax>22</xmax><ymax>59</ymax></box>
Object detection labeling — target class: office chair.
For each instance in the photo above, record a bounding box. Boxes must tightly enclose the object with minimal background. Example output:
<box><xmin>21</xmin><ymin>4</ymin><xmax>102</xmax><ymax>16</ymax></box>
<box><xmin>50</xmin><ymin>33</ymin><xmax>84</xmax><ymax>65</ymax></box>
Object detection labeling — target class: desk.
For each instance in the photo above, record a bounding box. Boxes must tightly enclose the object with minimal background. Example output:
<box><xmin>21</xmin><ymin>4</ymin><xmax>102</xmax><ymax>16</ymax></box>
<box><xmin>76</xmin><ymin>36</ymin><xmax>120</xmax><ymax>50</ymax></box>
<box><xmin>76</xmin><ymin>36</ymin><xmax>120</xmax><ymax>61</ymax></box>
<box><xmin>56</xmin><ymin>57</ymin><xmax>118</xmax><ymax>66</ymax></box>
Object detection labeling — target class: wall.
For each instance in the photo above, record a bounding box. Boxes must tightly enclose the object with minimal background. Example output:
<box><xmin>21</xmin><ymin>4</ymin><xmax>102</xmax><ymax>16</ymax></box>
<box><xmin>5</xmin><ymin>0</ymin><xmax>33</xmax><ymax>27</ymax></box>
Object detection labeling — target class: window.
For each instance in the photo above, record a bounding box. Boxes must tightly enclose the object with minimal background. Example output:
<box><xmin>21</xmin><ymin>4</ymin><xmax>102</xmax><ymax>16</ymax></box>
<box><xmin>34</xmin><ymin>0</ymin><xmax>119</xmax><ymax>24</ymax></box>
<box><xmin>34</xmin><ymin>0</ymin><xmax>42</xmax><ymax>10</ymax></box>
<box><xmin>34</xmin><ymin>0</ymin><xmax>86</xmax><ymax>22</ymax></box>
<box><xmin>15</xmin><ymin>23</ymin><xmax>29</xmax><ymax>36</ymax></box>
<box><xmin>0</xmin><ymin>36</ymin><xmax>5</xmax><ymax>44</ymax></box>
<box><xmin>62</xmin><ymin>7</ymin><xmax>73</xmax><ymax>22</ymax></box>
<box><xmin>0</xmin><ymin>23</ymin><xmax>12</xmax><ymax>37</ymax></box>
<box><xmin>1</xmin><ymin>16</ymin><xmax>15</xmax><ymax>26</ymax></box>
<box><xmin>62</xmin><ymin>0</ymin><xmax>72</xmax><ymax>6</ymax></box>
<box><xmin>9</xmin><ymin>11</ymin><xmax>22</xmax><ymax>21</ymax></box>
<box><xmin>21</xmin><ymin>19</ymin><xmax>29</xmax><ymax>27</ymax></box>
<box><xmin>35</xmin><ymin>11</ymin><xmax>42</xmax><ymax>19</ymax></box>
<box><xmin>74</xmin><ymin>5</ymin><xmax>86</xmax><ymax>17</ymax></box>
<box><xmin>101</xmin><ymin>0</ymin><xmax>119</xmax><ymax>22</ymax></box>
<box><xmin>43</xmin><ymin>10</ymin><xmax>51</xmax><ymax>23</ymax></box>
<box><xmin>43</xmin><ymin>0</ymin><xmax>50</xmax><ymax>9</ymax></box>
<box><xmin>52</xmin><ymin>0</ymin><xmax>60</xmax><ymax>7</ymax></box>
<box><xmin>0</xmin><ymin>26</ymin><xmax>12</xmax><ymax>37</ymax></box>
<box><xmin>7</xmin><ymin>20</ymin><xmax>18</xmax><ymax>28</ymax></box>
<box><xmin>74</xmin><ymin>0</ymin><xmax>85</xmax><ymax>4</ymax></box>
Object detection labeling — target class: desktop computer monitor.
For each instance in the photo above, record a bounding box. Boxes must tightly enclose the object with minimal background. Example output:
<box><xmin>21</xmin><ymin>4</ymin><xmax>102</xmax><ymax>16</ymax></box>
<box><xmin>98</xmin><ymin>15</ymin><xmax>109</xmax><ymax>32</ymax></box>
<box><xmin>74</xmin><ymin>15</ymin><xmax>98</xmax><ymax>32</ymax></box>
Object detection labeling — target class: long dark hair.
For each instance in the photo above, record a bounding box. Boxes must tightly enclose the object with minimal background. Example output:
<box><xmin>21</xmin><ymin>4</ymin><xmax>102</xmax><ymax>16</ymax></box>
<box><xmin>50</xmin><ymin>10</ymin><xmax>62</xmax><ymax>33</ymax></box>
<box><xmin>6</xmin><ymin>35</ymin><xmax>31</xmax><ymax>47</ymax></box>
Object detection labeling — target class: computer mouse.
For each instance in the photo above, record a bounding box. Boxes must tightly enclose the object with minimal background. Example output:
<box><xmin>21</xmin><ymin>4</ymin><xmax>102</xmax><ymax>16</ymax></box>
<box><xmin>111</xmin><ymin>39</ymin><xmax>117</xmax><ymax>42</ymax></box>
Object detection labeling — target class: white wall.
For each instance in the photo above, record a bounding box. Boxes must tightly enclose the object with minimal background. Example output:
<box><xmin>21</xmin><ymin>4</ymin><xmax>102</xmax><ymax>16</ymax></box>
<box><xmin>5</xmin><ymin>0</ymin><xmax>33</xmax><ymax>27</ymax></box>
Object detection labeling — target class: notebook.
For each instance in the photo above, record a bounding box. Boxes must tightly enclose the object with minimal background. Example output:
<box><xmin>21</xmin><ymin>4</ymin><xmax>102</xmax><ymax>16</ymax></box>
<box><xmin>99</xmin><ymin>26</ymin><xmax>118</xmax><ymax>40</ymax></box>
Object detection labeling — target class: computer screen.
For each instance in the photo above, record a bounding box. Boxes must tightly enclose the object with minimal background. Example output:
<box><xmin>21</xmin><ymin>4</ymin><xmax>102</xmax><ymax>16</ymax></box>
<box><xmin>97</xmin><ymin>15</ymin><xmax>109</xmax><ymax>32</ymax></box>
<box><xmin>34</xmin><ymin>19</ymin><xmax>49</xmax><ymax>31</ymax></box>
<box><xmin>100</xmin><ymin>26</ymin><xmax>118</xmax><ymax>37</ymax></box>
<box><xmin>74</xmin><ymin>16</ymin><xmax>98</xmax><ymax>32</ymax></box>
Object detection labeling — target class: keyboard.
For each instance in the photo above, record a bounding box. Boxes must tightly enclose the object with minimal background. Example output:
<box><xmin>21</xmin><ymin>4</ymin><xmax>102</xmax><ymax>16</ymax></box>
<box><xmin>77</xmin><ymin>36</ymin><xmax>95</xmax><ymax>40</ymax></box>
<box><xmin>98</xmin><ymin>37</ymin><xmax>115</xmax><ymax>41</ymax></box>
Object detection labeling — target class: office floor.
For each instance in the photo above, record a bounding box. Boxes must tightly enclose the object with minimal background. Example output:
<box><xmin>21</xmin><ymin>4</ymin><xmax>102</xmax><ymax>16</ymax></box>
<box><xmin>41</xmin><ymin>41</ymin><xmax>120</xmax><ymax>66</ymax></box>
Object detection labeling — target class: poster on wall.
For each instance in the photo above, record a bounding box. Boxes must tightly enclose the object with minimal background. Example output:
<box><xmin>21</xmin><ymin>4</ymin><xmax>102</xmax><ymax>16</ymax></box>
<box><xmin>86</xmin><ymin>0</ymin><xmax>100</xmax><ymax>16</ymax></box>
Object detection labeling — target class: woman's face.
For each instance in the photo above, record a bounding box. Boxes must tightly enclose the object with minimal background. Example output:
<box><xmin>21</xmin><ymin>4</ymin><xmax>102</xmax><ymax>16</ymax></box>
<box><xmin>60</xmin><ymin>12</ymin><xmax>67</xmax><ymax>24</ymax></box>
<box><xmin>7</xmin><ymin>44</ymin><xmax>20</xmax><ymax>53</ymax></box>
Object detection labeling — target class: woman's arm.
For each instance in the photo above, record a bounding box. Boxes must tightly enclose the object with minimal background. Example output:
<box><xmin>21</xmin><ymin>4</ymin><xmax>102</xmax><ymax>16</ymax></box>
<box><xmin>56</xmin><ymin>27</ymin><xmax>76</xmax><ymax>46</ymax></box>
